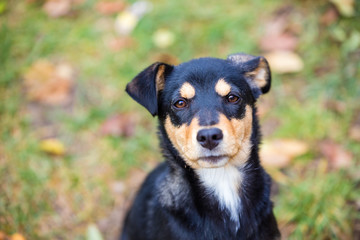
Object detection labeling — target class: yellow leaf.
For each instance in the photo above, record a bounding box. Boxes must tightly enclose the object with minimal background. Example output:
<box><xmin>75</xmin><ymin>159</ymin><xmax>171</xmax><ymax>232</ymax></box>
<box><xmin>115</xmin><ymin>11</ymin><xmax>138</xmax><ymax>35</ymax></box>
<box><xmin>260</xmin><ymin>139</ymin><xmax>309</xmax><ymax>168</ymax></box>
<box><xmin>40</xmin><ymin>139</ymin><xmax>66</xmax><ymax>155</ymax></box>
<box><xmin>330</xmin><ymin>0</ymin><xmax>354</xmax><ymax>17</ymax></box>
<box><xmin>153</xmin><ymin>29</ymin><xmax>175</xmax><ymax>49</ymax></box>
<box><xmin>11</xmin><ymin>233</ymin><xmax>26</xmax><ymax>240</ymax></box>
<box><xmin>265</xmin><ymin>50</ymin><xmax>304</xmax><ymax>74</ymax></box>
<box><xmin>86</xmin><ymin>224</ymin><xmax>104</xmax><ymax>240</ymax></box>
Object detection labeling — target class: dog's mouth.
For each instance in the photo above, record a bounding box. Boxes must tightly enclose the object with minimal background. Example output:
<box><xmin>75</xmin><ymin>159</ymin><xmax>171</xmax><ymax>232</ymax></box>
<box><xmin>197</xmin><ymin>155</ymin><xmax>229</xmax><ymax>168</ymax></box>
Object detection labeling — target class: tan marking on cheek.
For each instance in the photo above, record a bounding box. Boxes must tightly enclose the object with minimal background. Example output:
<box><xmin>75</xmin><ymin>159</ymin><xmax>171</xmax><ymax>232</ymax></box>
<box><xmin>155</xmin><ymin>65</ymin><xmax>166</xmax><ymax>91</ymax></box>
<box><xmin>215</xmin><ymin>78</ymin><xmax>231</xmax><ymax>96</ymax></box>
<box><xmin>179</xmin><ymin>82</ymin><xmax>195</xmax><ymax>99</ymax></box>
<box><xmin>164</xmin><ymin>116</ymin><xmax>201</xmax><ymax>169</ymax></box>
<box><xmin>229</xmin><ymin>106</ymin><xmax>253</xmax><ymax>165</ymax></box>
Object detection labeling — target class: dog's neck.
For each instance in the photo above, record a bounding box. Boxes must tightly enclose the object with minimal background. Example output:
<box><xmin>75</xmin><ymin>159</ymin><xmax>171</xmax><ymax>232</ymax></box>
<box><xmin>196</xmin><ymin>165</ymin><xmax>243</xmax><ymax>224</ymax></box>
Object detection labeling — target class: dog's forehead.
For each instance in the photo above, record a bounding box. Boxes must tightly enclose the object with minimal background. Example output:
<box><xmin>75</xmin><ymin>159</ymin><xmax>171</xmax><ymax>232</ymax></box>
<box><xmin>168</xmin><ymin>58</ymin><xmax>241</xmax><ymax>93</ymax></box>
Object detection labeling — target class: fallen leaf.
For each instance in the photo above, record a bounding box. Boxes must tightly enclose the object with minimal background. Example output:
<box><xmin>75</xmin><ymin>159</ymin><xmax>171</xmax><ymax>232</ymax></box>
<box><xmin>100</xmin><ymin>113</ymin><xmax>138</xmax><ymax>137</ymax></box>
<box><xmin>96</xmin><ymin>1</ymin><xmax>126</xmax><ymax>15</ymax></box>
<box><xmin>110</xmin><ymin>181</ymin><xmax>126</xmax><ymax>194</ymax></box>
<box><xmin>106</xmin><ymin>36</ymin><xmax>135</xmax><ymax>51</ymax></box>
<box><xmin>86</xmin><ymin>224</ymin><xmax>104</xmax><ymax>240</ymax></box>
<box><xmin>11</xmin><ymin>233</ymin><xmax>25</xmax><ymax>240</ymax></box>
<box><xmin>260</xmin><ymin>6</ymin><xmax>301</xmax><ymax>52</ymax></box>
<box><xmin>23</xmin><ymin>60</ymin><xmax>74</xmax><ymax>106</ymax></box>
<box><xmin>264</xmin><ymin>50</ymin><xmax>304</xmax><ymax>74</ymax></box>
<box><xmin>323</xmin><ymin>99</ymin><xmax>346</xmax><ymax>114</ymax></box>
<box><xmin>260</xmin><ymin>33</ymin><xmax>298</xmax><ymax>52</ymax></box>
<box><xmin>349</xmin><ymin>111</ymin><xmax>360</xmax><ymax>142</ymax></box>
<box><xmin>260</xmin><ymin>139</ymin><xmax>309</xmax><ymax>168</ymax></box>
<box><xmin>320</xmin><ymin>6</ymin><xmax>339</xmax><ymax>26</ymax></box>
<box><xmin>153</xmin><ymin>29</ymin><xmax>175</xmax><ymax>49</ymax></box>
<box><xmin>0</xmin><ymin>231</ymin><xmax>6</xmax><ymax>240</ymax></box>
<box><xmin>114</xmin><ymin>1</ymin><xmax>152</xmax><ymax>36</ymax></box>
<box><xmin>114</xmin><ymin>11</ymin><xmax>138</xmax><ymax>35</ymax></box>
<box><xmin>330</xmin><ymin>0</ymin><xmax>354</xmax><ymax>17</ymax></box>
<box><xmin>43</xmin><ymin>0</ymin><xmax>72</xmax><ymax>18</ymax></box>
<box><xmin>319</xmin><ymin>140</ymin><xmax>352</xmax><ymax>169</ymax></box>
<box><xmin>40</xmin><ymin>138</ymin><xmax>66</xmax><ymax>155</ymax></box>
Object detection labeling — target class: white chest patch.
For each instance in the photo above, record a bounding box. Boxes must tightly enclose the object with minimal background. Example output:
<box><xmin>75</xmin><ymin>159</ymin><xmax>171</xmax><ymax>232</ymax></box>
<box><xmin>196</xmin><ymin>165</ymin><xmax>242</xmax><ymax>223</ymax></box>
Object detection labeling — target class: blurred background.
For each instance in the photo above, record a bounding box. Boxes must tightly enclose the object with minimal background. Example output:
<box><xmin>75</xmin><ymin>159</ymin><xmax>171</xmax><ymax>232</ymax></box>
<box><xmin>0</xmin><ymin>0</ymin><xmax>359</xmax><ymax>239</ymax></box>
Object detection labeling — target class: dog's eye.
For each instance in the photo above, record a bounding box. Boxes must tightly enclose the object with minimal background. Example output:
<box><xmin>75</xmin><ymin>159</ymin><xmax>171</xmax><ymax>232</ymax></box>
<box><xmin>174</xmin><ymin>99</ymin><xmax>188</xmax><ymax>109</ymax></box>
<box><xmin>226</xmin><ymin>94</ymin><xmax>239</xmax><ymax>103</ymax></box>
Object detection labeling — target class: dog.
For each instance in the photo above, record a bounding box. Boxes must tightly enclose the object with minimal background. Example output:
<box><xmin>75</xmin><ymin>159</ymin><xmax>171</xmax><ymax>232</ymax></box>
<box><xmin>121</xmin><ymin>53</ymin><xmax>280</xmax><ymax>240</ymax></box>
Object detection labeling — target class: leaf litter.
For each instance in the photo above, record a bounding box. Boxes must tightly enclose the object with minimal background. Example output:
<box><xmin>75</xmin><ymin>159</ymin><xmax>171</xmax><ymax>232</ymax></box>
<box><xmin>24</xmin><ymin>60</ymin><xmax>75</xmax><ymax>106</ymax></box>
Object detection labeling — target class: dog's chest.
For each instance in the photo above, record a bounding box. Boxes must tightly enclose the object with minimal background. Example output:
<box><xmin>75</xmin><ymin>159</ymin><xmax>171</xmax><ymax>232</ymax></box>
<box><xmin>196</xmin><ymin>166</ymin><xmax>242</xmax><ymax>223</ymax></box>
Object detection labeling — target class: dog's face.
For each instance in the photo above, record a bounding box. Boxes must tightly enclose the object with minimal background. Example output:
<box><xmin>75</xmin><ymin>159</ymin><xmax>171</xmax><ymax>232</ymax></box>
<box><xmin>126</xmin><ymin>53</ymin><xmax>271</xmax><ymax>169</ymax></box>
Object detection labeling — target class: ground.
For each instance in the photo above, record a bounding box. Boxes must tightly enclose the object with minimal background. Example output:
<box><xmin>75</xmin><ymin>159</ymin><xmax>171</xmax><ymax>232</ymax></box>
<box><xmin>0</xmin><ymin>0</ymin><xmax>359</xmax><ymax>239</ymax></box>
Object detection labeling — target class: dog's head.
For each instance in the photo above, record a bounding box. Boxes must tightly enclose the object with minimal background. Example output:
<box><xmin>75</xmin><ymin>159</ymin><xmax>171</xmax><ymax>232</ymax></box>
<box><xmin>126</xmin><ymin>53</ymin><xmax>271</xmax><ymax>169</ymax></box>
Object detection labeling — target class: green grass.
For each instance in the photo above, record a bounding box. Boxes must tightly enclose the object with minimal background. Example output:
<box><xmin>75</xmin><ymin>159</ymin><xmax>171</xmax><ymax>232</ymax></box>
<box><xmin>275</xmin><ymin>165</ymin><xmax>358</xmax><ymax>239</ymax></box>
<box><xmin>1</xmin><ymin>0</ymin><xmax>359</xmax><ymax>239</ymax></box>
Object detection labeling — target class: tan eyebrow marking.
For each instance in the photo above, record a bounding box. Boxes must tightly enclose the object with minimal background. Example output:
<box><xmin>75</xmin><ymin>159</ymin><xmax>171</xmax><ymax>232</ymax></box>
<box><xmin>180</xmin><ymin>82</ymin><xmax>196</xmax><ymax>99</ymax></box>
<box><xmin>215</xmin><ymin>78</ymin><xmax>231</xmax><ymax>96</ymax></box>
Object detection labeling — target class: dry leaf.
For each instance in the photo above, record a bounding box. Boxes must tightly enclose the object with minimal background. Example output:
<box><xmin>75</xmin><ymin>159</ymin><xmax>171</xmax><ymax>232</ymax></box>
<box><xmin>260</xmin><ymin>139</ymin><xmax>309</xmax><ymax>168</ymax></box>
<box><xmin>260</xmin><ymin>6</ymin><xmax>301</xmax><ymax>52</ymax></box>
<box><xmin>114</xmin><ymin>11</ymin><xmax>138</xmax><ymax>35</ymax></box>
<box><xmin>320</xmin><ymin>6</ymin><xmax>339</xmax><ymax>26</ymax></box>
<box><xmin>153</xmin><ymin>29</ymin><xmax>175</xmax><ymax>49</ymax></box>
<box><xmin>11</xmin><ymin>233</ymin><xmax>25</xmax><ymax>240</ymax></box>
<box><xmin>349</xmin><ymin>111</ymin><xmax>360</xmax><ymax>142</ymax></box>
<box><xmin>100</xmin><ymin>113</ymin><xmax>138</xmax><ymax>137</ymax></box>
<box><xmin>40</xmin><ymin>138</ymin><xmax>66</xmax><ymax>155</ymax></box>
<box><xmin>264</xmin><ymin>50</ymin><xmax>304</xmax><ymax>74</ymax></box>
<box><xmin>260</xmin><ymin>33</ymin><xmax>298</xmax><ymax>52</ymax></box>
<box><xmin>0</xmin><ymin>232</ymin><xmax>6</xmax><ymax>240</ymax></box>
<box><xmin>96</xmin><ymin>1</ymin><xmax>126</xmax><ymax>15</ymax></box>
<box><xmin>114</xmin><ymin>1</ymin><xmax>152</xmax><ymax>36</ymax></box>
<box><xmin>23</xmin><ymin>60</ymin><xmax>74</xmax><ymax>106</ymax></box>
<box><xmin>86</xmin><ymin>224</ymin><xmax>104</xmax><ymax>240</ymax></box>
<box><xmin>323</xmin><ymin>99</ymin><xmax>346</xmax><ymax>114</ymax></box>
<box><xmin>330</xmin><ymin>0</ymin><xmax>354</xmax><ymax>17</ymax></box>
<box><xmin>43</xmin><ymin>0</ymin><xmax>72</xmax><ymax>18</ymax></box>
<box><xmin>106</xmin><ymin>36</ymin><xmax>135</xmax><ymax>51</ymax></box>
<box><xmin>319</xmin><ymin>140</ymin><xmax>352</xmax><ymax>169</ymax></box>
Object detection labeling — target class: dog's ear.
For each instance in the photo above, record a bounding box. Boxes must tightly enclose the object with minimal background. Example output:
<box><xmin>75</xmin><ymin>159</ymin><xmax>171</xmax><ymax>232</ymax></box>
<box><xmin>227</xmin><ymin>53</ymin><xmax>271</xmax><ymax>99</ymax></box>
<box><xmin>126</xmin><ymin>62</ymin><xmax>173</xmax><ymax>116</ymax></box>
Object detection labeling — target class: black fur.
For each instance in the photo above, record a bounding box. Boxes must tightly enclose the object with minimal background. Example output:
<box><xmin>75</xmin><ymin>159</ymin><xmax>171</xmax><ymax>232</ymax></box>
<box><xmin>121</xmin><ymin>53</ymin><xmax>280</xmax><ymax>240</ymax></box>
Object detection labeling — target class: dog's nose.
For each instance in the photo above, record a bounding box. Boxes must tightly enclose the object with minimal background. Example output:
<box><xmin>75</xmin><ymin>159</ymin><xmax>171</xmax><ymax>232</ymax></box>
<box><xmin>196</xmin><ymin>128</ymin><xmax>223</xmax><ymax>150</ymax></box>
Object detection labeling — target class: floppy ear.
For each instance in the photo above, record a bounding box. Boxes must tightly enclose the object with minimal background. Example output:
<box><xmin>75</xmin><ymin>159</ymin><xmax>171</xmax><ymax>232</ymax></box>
<box><xmin>227</xmin><ymin>53</ymin><xmax>271</xmax><ymax>99</ymax></box>
<box><xmin>126</xmin><ymin>62</ymin><xmax>173</xmax><ymax>116</ymax></box>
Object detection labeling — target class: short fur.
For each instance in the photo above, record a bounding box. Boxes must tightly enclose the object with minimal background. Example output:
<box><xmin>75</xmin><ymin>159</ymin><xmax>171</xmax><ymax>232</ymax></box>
<box><xmin>121</xmin><ymin>53</ymin><xmax>280</xmax><ymax>240</ymax></box>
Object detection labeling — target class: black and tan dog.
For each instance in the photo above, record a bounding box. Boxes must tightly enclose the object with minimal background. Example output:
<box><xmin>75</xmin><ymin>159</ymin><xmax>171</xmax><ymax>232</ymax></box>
<box><xmin>121</xmin><ymin>53</ymin><xmax>280</xmax><ymax>240</ymax></box>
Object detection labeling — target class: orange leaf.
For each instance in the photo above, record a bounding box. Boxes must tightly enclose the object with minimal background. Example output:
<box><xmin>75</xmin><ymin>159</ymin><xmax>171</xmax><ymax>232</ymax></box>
<box><xmin>11</xmin><ymin>233</ymin><xmax>26</xmax><ymax>240</ymax></box>
<box><xmin>319</xmin><ymin>140</ymin><xmax>352</xmax><ymax>169</ymax></box>
<box><xmin>260</xmin><ymin>139</ymin><xmax>308</xmax><ymax>168</ymax></box>
<box><xmin>23</xmin><ymin>60</ymin><xmax>74</xmax><ymax>106</ymax></box>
